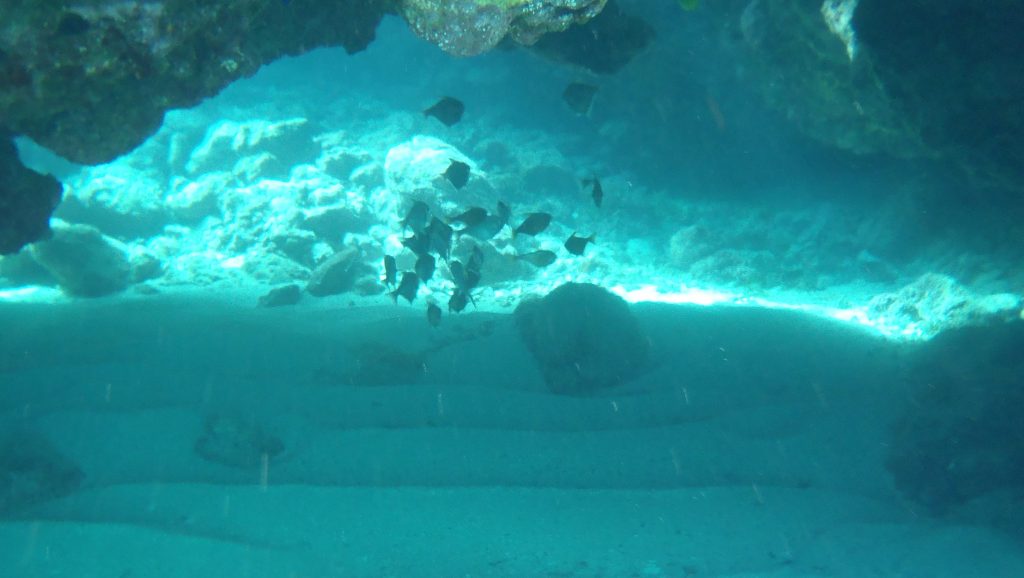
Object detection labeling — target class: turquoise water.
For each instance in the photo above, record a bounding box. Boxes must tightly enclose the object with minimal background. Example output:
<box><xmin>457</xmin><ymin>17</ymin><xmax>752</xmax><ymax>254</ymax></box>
<box><xmin>3</xmin><ymin>4</ymin><xmax>1024</xmax><ymax>577</ymax></box>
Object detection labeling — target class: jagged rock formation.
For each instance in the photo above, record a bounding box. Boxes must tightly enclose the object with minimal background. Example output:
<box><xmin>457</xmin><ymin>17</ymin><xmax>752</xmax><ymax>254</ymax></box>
<box><xmin>530</xmin><ymin>0</ymin><xmax>655</xmax><ymax>75</ymax></box>
<box><xmin>710</xmin><ymin>0</ymin><xmax>1024</xmax><ymax>193</ymax></box>
<box><xmin>0</xmin><ymin>133</ymin><xmax>62</xmax><ymax>255</ymax></box>
<box><xmin>400</xmin><ymin>0</ymin><xmax>607</xmax><ymax>57</ymax></box>
<box><xmin>0</xmin><ymin>1</ymin><xmax>389</xmax><ymax>166</ymax></box>
<box><xmin>0</xmin><ymin>0</ymin><xmax>622</xmax><ymax>255</ymax></box>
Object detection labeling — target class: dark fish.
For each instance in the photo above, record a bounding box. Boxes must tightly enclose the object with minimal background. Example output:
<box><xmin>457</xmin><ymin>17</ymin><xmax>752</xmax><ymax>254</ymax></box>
<box><xmin>450</xmin><ymin>206</ymin><xmax>488</xmax><ymax>228</ymax></box>
<box><xmin>423</xmin><ymin>96</ymin><xmax>464</xmax><ymax>127</ymax></box>
<box><xmin>563</xmin><ymin>82</ymin><xmax>599</xmax><ymax>115</ymax></box>
<box><xmin>415</xmin><ymin>253</ymin><xmax>436</xmax><ymax>282</ymax></box>
<box><xmin>467</xmin><ymin>244</ymin><xmax>485</xmax><ymax>274</ymax></box>
<box><xmin>584</xmin><ymin>176</ymin><xmax>603</xmax><ymax>208</ymax></box>
<box><xmin>427</xmin><ymin>302</ymin><xmax>442</xmax><ymax>327</ymax></box>
<box><xmin>427</xmin><ymin>217</ymin><xmax>454</xmax><ymax>261</ymax></box>
<box><xmin>402</xmin><ymin>200</ymin><xmax>430</xmax><ymax>233</ymax></box>
<box><xmin>391</xmin><ymin>272</ymin><xmax>420</xmax><ymax>303</ymax></box>
<box><xmin>459</xmin><ymin>215</ymin><xmax>505</xmax><ymax>241</ymax></box>
<box><xmin>402</xmin><ymin>232</ymin><xmax>431</xmax><ymax>257</ymax></box>
<box><xmin>443</xmin><ymin>159</ymin><xmax>471</xmax><ymax>190</ymax></box>
<box><xmin>496</xmin><ymin>201</ymin><xmax>512</xmax><ymax>227</ymax></box>
<box><xmin>449</xmin><ymin>260</ymin><xmax>481</xmax><ymax>292</ymax></box>
<box><xmin>513</xmin><ymin>212</ymin><xmax>553</xmax><ymax>238</ymax></box>
<box><xmin>383</xmin><ymin>255</ymin><xmax>397</xmax><ymax>287</ymax></box>
<box><xmin>564</xmin><ymin>233</ymin><xmax>595</xmax><ymax>256</ymax></box>
<box><xmin>448</xmin><ymin>290</ymin><xmax>469</xmax><ymax>313</ymax></box>
<box><xmin>517</xmin><ymin>250</ymin><xmax>558</xmax><ymax>267</ymax></box>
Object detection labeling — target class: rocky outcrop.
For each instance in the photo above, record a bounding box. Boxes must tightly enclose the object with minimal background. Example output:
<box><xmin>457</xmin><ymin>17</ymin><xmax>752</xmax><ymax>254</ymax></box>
<box><xmin>0</xmin><ymin>133</ymin><xmax>62</xmax><ymax>255</ymax></box>
<box><xmin>401</xmin><ymin>0</ymin><xmax>607</xmax><ymax>57</ymax></box>
<box><xmin>887</xmin><ymin>322</ymin><xmax>1024</xmax><ymax>522</ymax></box>
<box><xmin>0</xmin><ymin>1</ymin><xmax>389</xmax><ymax>166</ymax></box>
<box><xmin>530</xmin><ymin>0</ymin><xmax>655</xmax><ymax>75</ymax></box>
<box><xmin>514</xmin><ymin>282</ymin><xmax>648</xmax><ymax>394</ymax></box>
<box><xmin>711</xmin><ymin>0</ymin><xmax>1024</xmax><ymax>193</ymax></box>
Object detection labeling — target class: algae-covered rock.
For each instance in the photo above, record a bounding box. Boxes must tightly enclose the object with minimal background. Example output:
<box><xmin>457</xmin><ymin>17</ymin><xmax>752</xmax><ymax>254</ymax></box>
<box><xmin>530</xmin><ymin>0</ymin><xmax>655</xmax><ymax>74</ymax></box>
<box><xmin>707</xmin><ymin>0</ymin><xmax>1024</xmax><ymax>193</ymax></box>
<box><xmin>514</xmin><ymin>282</ymin><xmax>648</xmax><ymax>394</ymax></box>
<box><xmin>0</xmin><ymin>1</ymin><xmax>389</xmax><ymax>165</ymax></box>
<box><xmin>400</xmin><ymin>0</ymin><xmax>607</xmax><ymax>56</ymax></box>
<box><xmin>0</xmin><ymin>133</ymin><xmax>62</xmax><ymax>255</ymax></box>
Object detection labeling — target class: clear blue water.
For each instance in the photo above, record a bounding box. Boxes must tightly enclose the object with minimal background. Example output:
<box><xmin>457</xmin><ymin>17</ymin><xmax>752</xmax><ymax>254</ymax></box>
<box><xmin>2</xmin><ymin>4</ymin><xmax>1024</xmax><ymax>577</ymax></box>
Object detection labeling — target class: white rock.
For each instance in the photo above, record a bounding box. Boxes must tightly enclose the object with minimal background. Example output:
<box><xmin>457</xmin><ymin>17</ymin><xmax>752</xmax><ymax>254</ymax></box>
<box><xmin>185</xmin><ymin>118</ymin><xmax>318</xmax><ymax>177</ymax></box>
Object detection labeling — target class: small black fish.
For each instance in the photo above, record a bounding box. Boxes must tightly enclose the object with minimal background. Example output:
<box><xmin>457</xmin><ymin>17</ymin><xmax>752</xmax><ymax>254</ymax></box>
<box><xmin>459</xmin><ymin>215</ymin><xmax>504</xmax><ymax>241</ymax></box>
<box><xmin>563</xmin><ymin>82</ymin><xmax>599</xmax><ymax>116</ymax></box>
<box><xmin>423</xmin><ymin>96</ymin><xmax>465</xmax><ymax>127</ymax></box>
<box><xmin>496</xmin><ymin>201</ymin><xmax>512</xmax><ymax>227</ymax></box>
<box><xmin>517</xmin><ymin>250</ymin><xmax>558</xmax><ymax>267</ymax></box>
<box><xmin>427</xmin><ymin>302</ymin><xmax>442</xmax><ymax>327</ymax></box>
<box><xmin>450</xmin><ymin>206</ymin><xmax>488</xmax><ymax>228</ymax></box>
<box><xmin>583</xmin><ymin>177</ymin><xmax>603</xmax><ymax>208</ymax></box>
<box><xmin>513</xmin><ymin>212</ymin><xmax>553</xmax><ymax>238</ymax></box>
<box><xmin>443</xmin><ymin>159</ymin><xmax>471</xmax><ymax>190</ymax></box>
<box><xmin>383</xmin><ymin>255</ymin><xmax>397</xmax><ymax>287</ymax></box>
<box><xmin>415</xmin><ymin>253</ymin><xmax>436</xmax><ymax>283</ymax></box>
<box><xmin>402</xmin><ymin>232</ymin><xmax>432</xmax><ymax>257</ymax></box>
<box><xmin>402</xmin><ymin>200</ymin><xmax>430</xmax><ymax>233</ymax></box>
<box><xmin>467</xmin><ymin>244</ymin><xmax>485</xmax><ymax>274</ymax></box>
<box><xmin>391</xmin><ymin>272</ymin><xmax>420</xmax><ymax>303</ymax></box>
<box><xmin>427</xmin><ymin>217</ymin><xmax>454</xmax><ymax>261</ymax></box>
<box><xmin>564</xmin><ymin>233</ymin><xmax>595</xmax><ymax>256</ymax></box>
<box><xmin>448</xmin><ymin>290</ymin><xmax>469</xmax><ymax>313</ymax></box>
<box><xmin>449</xmin><ymin>260</ymin><xmax>480</xmax><ymax>292</ymax></box>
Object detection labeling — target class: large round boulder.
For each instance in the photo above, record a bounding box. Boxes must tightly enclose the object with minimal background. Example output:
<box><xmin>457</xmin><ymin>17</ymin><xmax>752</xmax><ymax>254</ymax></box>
<box><xmin>514</xmin><ymin>282</ymin><xmax>648</xmax><ymax>394</ymax></box>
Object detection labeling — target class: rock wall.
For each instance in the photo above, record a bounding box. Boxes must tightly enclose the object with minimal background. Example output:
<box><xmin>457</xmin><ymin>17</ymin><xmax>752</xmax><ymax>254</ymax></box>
<box><xmin>0</xmin><ymin>133</ymin><xmax>62</xmax><ymax>255</ymax></box>
<box><xmin>0</xmin><ymin>0</ymin><xmax>391</xmax><ymax>166</ymax></box>
<box><xmin>709</xmin><ymin>0</ymin><xmax>1024</xmax><ymax>195</ymax></box>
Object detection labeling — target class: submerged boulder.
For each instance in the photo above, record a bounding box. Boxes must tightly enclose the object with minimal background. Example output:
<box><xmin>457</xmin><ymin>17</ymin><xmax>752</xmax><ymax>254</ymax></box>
<box><xmin>0</xmin><ymin>431</ymin><xmax>84</xmax><ymax>514</ymax></box>
<box><xmin>514</xmin><ymin>282</ymin><xmax>648</xmax><ymax>394</ymax></box>
<box><xmin>306</xmin><ymin>246</ymin><xmax>374</xmax><ymax>297</ymax></box>
<box><xmin>29</xmin><ymin>221</ymin><xmax>132</xmax><ymax>297</ymax></box>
